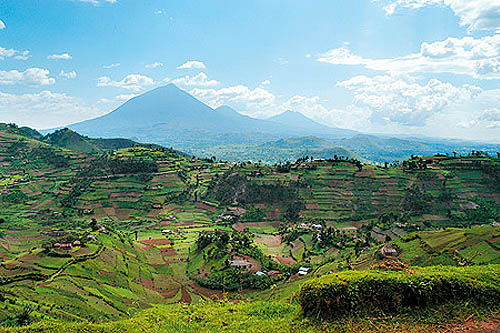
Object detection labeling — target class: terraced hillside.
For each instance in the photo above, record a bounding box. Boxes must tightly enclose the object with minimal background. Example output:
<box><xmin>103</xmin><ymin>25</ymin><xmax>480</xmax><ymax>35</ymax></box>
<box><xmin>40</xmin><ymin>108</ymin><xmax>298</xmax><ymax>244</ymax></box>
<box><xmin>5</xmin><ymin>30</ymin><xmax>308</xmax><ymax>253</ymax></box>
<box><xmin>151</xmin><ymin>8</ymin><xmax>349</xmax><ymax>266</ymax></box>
<box><xmin>0</xmin><ymin>123</ymin><xmax>499</xmax><ymax>327</ymax></box>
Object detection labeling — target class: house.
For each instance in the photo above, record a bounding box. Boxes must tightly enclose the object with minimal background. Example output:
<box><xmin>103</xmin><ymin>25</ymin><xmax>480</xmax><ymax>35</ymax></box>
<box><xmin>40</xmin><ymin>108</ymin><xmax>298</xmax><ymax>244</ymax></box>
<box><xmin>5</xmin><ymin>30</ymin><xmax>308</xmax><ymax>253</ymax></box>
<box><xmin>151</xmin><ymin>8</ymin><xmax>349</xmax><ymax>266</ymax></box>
<box><xmin>82</xmin><ymin>209</ymin><xmax>94</xmax><ymax>215</ymax></box>
<box><xmin>298</xmin><ymin>267</ymin><xmax>310</xmax><ymax>276</ymax></box>
<box><xmin>162</xmin><ymin>229</ymin><xmax>176</xmax><ymax>235</ymax></box>
<box><xmin>493</xmin><ymin>221</ymin><xmax>500</xmax><ymax>227</ymax></box>
<box><xmin>72</xmin><ymin>240</ymin><xmax>81</xmax><ymax>246</ymax></box>
<box><xmin>54</xmin><ymin>243</ymin><xmax>72</xmax><ymax>249</ymax></box>
<box><xmin>152</xmin><ymin>203</ymin><xmax>163</xmax><ymax>209</ymax></box>
<box><xmin>229</xmin><ymin>259</ymin><xmax>252</xmax><ymax>270</ymax></box>
<box><xmin>146</xmin><ymin>184</ymin><xmax>162</xmax><ymax>190</ymax></box>
<box><xmin>381</xmin><ymin>244</ymin><xmax>398</xmax><ymax>256</ymax></box>
<box><xmin>87</xmin><ymin>234</ymin><xmax>97</xmax><ymax>241</ymax></box>
<box><xmin>255</xmin><ymin>271</ymin><xmax>266</xmax><ymax>276</ymax></box>
<box><xmin>311</xmin><ymin>224</ymin><xmax>323</xmax><ymax>230</ymax></box>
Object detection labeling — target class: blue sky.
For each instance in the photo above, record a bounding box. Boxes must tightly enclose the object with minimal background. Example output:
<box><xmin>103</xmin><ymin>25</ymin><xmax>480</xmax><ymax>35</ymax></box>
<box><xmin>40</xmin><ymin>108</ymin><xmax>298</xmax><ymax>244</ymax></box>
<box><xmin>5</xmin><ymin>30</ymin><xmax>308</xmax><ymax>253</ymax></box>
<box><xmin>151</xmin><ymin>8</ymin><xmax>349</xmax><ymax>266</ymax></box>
<box><xmin>0</xmin><ymin>0</ymin><xmax>500</xmax><ymax>141</ymax></box>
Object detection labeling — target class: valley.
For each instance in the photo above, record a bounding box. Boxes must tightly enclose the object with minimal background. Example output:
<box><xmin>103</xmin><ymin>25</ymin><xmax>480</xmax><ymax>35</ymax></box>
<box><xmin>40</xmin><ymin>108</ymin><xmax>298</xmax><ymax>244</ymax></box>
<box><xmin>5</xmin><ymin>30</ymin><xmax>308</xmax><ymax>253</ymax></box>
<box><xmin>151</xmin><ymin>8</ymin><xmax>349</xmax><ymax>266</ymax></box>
<box><xmin>0</xmin><ymin>122</ymin><xmax>499</xmax><ymax>330</ymax></box>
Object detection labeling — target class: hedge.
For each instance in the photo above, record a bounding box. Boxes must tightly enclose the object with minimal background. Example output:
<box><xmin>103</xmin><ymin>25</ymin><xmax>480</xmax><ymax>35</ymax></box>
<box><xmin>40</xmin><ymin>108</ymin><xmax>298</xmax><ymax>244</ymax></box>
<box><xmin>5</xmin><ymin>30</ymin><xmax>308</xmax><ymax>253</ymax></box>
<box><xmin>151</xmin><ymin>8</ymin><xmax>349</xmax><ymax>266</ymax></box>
<box><xmin>297</xmin><ymin>265</ymin><xmax>500</xmax><ymax>319</ymax></box>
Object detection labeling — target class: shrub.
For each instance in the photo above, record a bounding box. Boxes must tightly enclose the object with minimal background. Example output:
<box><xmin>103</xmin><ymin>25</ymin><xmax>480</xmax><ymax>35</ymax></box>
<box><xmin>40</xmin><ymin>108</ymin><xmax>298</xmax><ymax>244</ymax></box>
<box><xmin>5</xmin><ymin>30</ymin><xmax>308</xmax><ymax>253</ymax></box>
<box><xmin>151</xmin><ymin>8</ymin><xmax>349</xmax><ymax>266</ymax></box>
<box><xmin>297</xmin><ymin>265</ymin><xmax>500</xmax><ymax>320</ymax></box>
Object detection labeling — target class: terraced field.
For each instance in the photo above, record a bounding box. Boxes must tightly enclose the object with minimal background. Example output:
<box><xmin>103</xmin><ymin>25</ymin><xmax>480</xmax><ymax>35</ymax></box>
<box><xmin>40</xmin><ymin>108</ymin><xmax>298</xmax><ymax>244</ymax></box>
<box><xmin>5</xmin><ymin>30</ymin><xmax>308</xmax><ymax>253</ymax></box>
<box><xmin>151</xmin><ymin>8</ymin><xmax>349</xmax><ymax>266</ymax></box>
<box><xmin>0</xmin><ymin>123</ymin><xmax>499</xmax><ymax>326</ymax></box>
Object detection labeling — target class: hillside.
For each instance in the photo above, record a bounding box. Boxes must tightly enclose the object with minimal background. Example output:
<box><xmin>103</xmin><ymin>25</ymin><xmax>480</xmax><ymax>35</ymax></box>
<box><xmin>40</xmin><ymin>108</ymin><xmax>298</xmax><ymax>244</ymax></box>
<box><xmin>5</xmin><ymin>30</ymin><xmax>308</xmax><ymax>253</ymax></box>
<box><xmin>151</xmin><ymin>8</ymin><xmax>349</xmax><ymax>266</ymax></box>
<box><xmin>0</xmin><ymin>123</ymin><xmax>500</xmax><ymax>329</ymax></box>
<box><xmin>42</xmin><ymin>128</ymin><xmax>158</xmax><ymax>153</ymax></box>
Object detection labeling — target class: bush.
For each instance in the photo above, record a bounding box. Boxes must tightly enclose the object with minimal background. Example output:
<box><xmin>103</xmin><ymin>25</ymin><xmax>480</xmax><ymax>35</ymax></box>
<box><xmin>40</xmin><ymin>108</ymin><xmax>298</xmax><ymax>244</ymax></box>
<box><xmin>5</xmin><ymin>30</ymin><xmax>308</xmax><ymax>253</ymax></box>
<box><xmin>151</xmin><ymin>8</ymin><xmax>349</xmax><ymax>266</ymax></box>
<box><xmin>297</xmin><ymin>265</ymin><xmax>500</xmax><ymax>320</ymax></box>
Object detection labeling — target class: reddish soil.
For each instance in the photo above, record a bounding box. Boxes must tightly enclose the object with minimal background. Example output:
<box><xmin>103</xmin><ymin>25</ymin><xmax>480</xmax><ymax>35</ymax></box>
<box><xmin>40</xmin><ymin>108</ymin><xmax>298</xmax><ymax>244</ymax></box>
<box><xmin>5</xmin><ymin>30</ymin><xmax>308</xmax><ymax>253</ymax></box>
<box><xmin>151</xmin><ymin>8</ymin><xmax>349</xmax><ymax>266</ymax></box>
<box><xmin>306</xmin><ymin>203</ymin><xmax>320</xmax><ymax>209</ymax></box>
<box><xmin>141</xmin><ymin>238</ymin><xmax>172</xmax><ymax>246</ymax></box>
<box><xmin>265</xmin><ymin>209</ymin><xmax>280</xmax><ymax>220</ymax></box>
<box><xmin>176</xmin><ymin>220</ymin><xmax>195</xmax><ymax>227</ymax></box>
<box><xmin>272</xmin><ymin>254</ymin><xmax>296</xmax><ymax>265</ymax></box>
<box><xmin>179</xmin><ymin>287</ymin><xmax>192</xmax><ymax>303</ymax></box>
<box><xmin>110</xmin><ymin>192</ymin><xmax>142</xmax><ymax>198</ymax></box>
<box><xmin>255</xmin><ymin>234</ymin><xmax>282</xmax><ymax>247</ymax></box>
<box><xmin>159</xmin><ymin>247</ymin><xmax>177</xmax><ymax>257</ymax></box>
<box><xmin>145</xmin><ymin>210</ymin><xmax>161</xmax><ymax>218</ymax></box>
<box><xmin>195</xmin><ymin>202</ymin><xmax>217</xmax><ymax>212</ymax></box>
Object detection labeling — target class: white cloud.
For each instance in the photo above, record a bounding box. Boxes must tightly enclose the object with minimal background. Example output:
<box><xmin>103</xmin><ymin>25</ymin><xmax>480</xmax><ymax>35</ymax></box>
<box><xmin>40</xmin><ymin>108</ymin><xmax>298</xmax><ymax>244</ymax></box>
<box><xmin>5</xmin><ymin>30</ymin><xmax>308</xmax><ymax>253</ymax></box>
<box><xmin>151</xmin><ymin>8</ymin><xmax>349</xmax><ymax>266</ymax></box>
<box><xmin>0</xmin><ymin>47</ymin><xmax>15</xmax><ymax>59</ymax></box>
<box><xmin>177</xmin><ymin>60</ymin><xmax>206</xmax><ymax>70</ymax></box>
<box><xmin>172</xmin><ymin>72</ymin><xmax>219</xmax><ymax>87</ymax></box>
<box><xmin>0</xmin><ymin>47</ymin><xmax>30</xmax><ymax>60</ymax></box>
<box><xmin>98</xmin><ymin>93</ymin><xmax>138</xmax><ymax>104</ymax></box>
<box><xmin>189</xmin><ymin>85</ymin><xmax>276</xmax><ymax>114</ymax></box>
<box><xmin>47</xmin><ymin>53</ymin><xmax>72</xmax><ymax>60</ymax></box>
<box><xmin>0</xmin><ymin>90</ymin><xmax>105</xmax><ymax>129</ymax></box>
<box><xmin>337</xmin><ymin>75</ymin><xmax>481</xmax><ymax>126</ymax></box>
<box><xmin>282</xmin><ymin>95</ymin><xmax>372</xmax><ymax>130</ymax></box>
<box><xmin>59</xmin><ymin>70</ymin><xmax>77</xmax><ymax>79</ymax></box>
<box><xmin>276</xmin><ymin>57</ymin><xmax>289</xmax><ymax>65</ymax></box>
<box><xmin>376</xmin><ymin>0</ymin><xmax>500</xmax><ymax>32</ymax></box>
<box><xmin>260</xmin><ymin>80</ymin><xmax>271</xmax><ymax>86</ymax></box>
<box><xmin>103</xmin><ymin>63</ymin><xmax>120</xmax><ymax>69</ymax></box>
<box><xmin>97</xmin><ymin>74</ymin><xmax>154</xmax><ymax>91</ymax></box>
<box><xmin>145</xmin><ymin>61</ymin><xmax>164</xmax><ymax>69</ymax></box>
<box><xmin>0</xmin><ymin>68</ymin><xmax>55</xmax><ymax>86</ymax></box>
<box><xmin>0</xmin><ymin>19</ymin><xmax>5</xmax><ymax>30</ymax></box>
<box><xmin>318</xmin><ymin>35</ymin><xmax>500</xmax><ymax>79</ymax></box>
<box><xmin>155</xmin><ymin>10</ymin><xmax>165</xmax><ymax>15</ymax></box>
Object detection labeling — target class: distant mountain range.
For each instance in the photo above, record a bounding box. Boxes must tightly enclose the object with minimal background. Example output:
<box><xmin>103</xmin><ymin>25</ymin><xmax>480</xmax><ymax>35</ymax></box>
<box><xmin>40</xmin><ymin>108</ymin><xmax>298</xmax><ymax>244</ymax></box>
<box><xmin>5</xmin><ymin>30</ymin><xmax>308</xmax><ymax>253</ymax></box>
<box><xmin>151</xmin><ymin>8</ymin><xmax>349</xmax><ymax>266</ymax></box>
<box><xmin>47</xmin><ymin>84</ymin><xmax>500</xmax><ymax>162</ymax></box>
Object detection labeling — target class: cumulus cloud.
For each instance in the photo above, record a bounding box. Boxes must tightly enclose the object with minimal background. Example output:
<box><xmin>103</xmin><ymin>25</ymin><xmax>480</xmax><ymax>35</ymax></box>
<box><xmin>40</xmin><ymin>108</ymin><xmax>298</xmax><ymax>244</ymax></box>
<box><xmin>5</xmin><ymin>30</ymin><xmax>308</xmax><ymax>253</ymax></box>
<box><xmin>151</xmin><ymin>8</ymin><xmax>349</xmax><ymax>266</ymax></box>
<box><xmin>177</xmin><ymin>60</ymin><xmax>206</xmax><ymax>70</ymax></box>
<box><xmin>337</xmin><ymin>75</ymin><xmax>481</xmax><ymax>126</ymax></box>
<box><xmin>0</xmin><ymin>68</ymin><xmax>55</xmax><ymax>86</ymax></box>
<box><xmin>318</xmin><ymin>35</ymin><xmax>500</xmax><ymax>79</ymax></box>
<box><xmin>282</xmin><ymin>95</ymin><xmax>372</xmax><ymax>130</ymax></box>
<box><xmin>145</xmin><ymin>61</ymin><xmax>164</xmax><ymax>69</ymax></box>
<box><xmin>0</xmin><ymin>90</ymin><xmax>106</xmax><ymax>129</ymax></box>
<box><xmin>103</xmin><ymin>63</ymin><xmax>120</xmax><ymax>69</ymax></box>
<box><xmin>97</xmin><ymin>74</ymin><xmax>154</xmax><ymax>91</ymax></box>
<box><xmin>0</xmin><ymin>47</ymin><xmax>31</xmax><ymax>60</ymax></box>
<box><xmin>172</xmin><ymin>72</ymin><xmax>219</xmax><ymax>87</ymax></box>
<box><xmin>59</xmin><ymin>70</ymin><xmax>77</xmax><ymax>79</ymax></box>
<box><xmin>375</xmin><ymin>0</ymin><xmax>500</xmax><ymax>32</ymax></box>
<box><xmin>47</xmin><ymin>53</ymin><xmax>72</xmax><ymax>60</ymax></box>
<box><xmin>189</xmin><ymin>85</ymin><xmax>276</xmax><ymax>114</ymax></box>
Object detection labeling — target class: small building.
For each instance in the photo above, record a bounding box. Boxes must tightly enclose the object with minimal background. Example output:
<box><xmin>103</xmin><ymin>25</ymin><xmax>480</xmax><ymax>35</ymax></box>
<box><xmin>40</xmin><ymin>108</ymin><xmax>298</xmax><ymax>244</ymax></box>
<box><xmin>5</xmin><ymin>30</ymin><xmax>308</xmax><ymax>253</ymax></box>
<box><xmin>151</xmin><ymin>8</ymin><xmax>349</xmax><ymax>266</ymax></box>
<box><xmin>311</xmin><ymin>224</ymin><xmax>323</xmax><ymax>230</ymax></box>
<box><xmin>72</xmin><ymin>240</ymin><xmax>81</xmax><ymax>246</ymax></box>
<box><xmin>493</xmin><ymin>221</ymin><xmax>500</xmax><ymax>227</ymax></box>
<box><xmin>152</xmin><ymin>203</ymin><xmax>163</xmax><ymax>209</ymax></box>
<box><xmin>229</xmin><ymin>259</ymin><xmax>252</xmax><ymax>270</ymax></box>
<box><xmin>255</xmin><ymin>271</ymin><xmax>266</xmax><ymax>276</ymax></box>
<box><xmin>298</xmin><ymin>267</ymin><xmax>310</xmax><ymax>276</ymax></box>
<box><xmin>82</xmin><ymin>209</ymin><xmax>94</xmax><ymax>215</ymax></box>
<box><xmin>87</xmin><ymin>234</ymin><xmax>97</xmax><ymax>241</ymax></box>
<box><xmin>381</xmin><ymin>244</ymin><xmax>398</xmax><ymax>256</ymax></box>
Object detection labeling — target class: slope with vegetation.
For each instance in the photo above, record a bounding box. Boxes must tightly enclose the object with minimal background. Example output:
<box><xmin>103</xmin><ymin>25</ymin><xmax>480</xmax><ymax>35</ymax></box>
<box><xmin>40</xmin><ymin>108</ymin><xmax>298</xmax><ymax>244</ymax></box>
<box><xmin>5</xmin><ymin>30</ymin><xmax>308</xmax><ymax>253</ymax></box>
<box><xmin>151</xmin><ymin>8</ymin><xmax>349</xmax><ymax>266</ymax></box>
<box><xmin>0</xmin><ymin>122</ymin><xmax>500</xmax><ymax>330</ymax></box>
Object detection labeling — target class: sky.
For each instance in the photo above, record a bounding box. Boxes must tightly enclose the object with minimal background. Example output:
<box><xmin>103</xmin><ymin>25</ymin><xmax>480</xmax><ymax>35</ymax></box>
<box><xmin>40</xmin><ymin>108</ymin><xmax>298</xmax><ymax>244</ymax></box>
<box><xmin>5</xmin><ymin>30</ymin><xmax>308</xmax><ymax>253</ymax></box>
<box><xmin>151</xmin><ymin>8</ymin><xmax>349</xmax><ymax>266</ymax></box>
<box><xmin>0</xmin><ymin>0</ymin><xmax>500</xmax><ymax>142</ymax></box>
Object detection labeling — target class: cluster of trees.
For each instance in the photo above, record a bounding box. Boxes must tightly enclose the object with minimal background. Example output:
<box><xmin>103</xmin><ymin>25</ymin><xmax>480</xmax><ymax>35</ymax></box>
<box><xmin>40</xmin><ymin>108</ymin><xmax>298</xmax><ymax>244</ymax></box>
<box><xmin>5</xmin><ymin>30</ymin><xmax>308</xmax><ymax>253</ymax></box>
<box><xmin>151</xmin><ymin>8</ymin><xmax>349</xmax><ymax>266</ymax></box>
<box><xmin>1</xmin><ymin>190</ymin><xmax>27</xmax><ymax>204</ymax></box>
<box><xmin>403</xmin><ymin>185</ymin><xmax>432</xmax><ymax>213</ymax></box>
<box><xmin>78</xmin><ymin>155</ymin><xmax>158</xmax><ymax>177</ymax></box>
<box><xmin>6</xmin><ymin>142</ymin><xmax>69</xmax><ymax>168</ymax></box>
<box><xmin>207</xmin><ymin>173</ymin><xmax>304</xmax><ymax>222</ymax></box>
<box><xmin>60</xmin><ymin>178</ymin><xmax>92</xmax><ymax>208</ymax></box>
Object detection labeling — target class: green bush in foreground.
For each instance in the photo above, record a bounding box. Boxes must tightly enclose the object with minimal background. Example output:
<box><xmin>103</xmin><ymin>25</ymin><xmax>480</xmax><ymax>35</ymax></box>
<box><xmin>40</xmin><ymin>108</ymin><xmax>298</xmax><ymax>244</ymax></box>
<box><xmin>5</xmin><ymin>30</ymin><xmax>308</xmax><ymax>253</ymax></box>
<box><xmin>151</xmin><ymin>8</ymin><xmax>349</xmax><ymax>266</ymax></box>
<box><xmin>297</xmin><ymin>265</ymin><xmax>500</xmax><ymax>320</ymax></box>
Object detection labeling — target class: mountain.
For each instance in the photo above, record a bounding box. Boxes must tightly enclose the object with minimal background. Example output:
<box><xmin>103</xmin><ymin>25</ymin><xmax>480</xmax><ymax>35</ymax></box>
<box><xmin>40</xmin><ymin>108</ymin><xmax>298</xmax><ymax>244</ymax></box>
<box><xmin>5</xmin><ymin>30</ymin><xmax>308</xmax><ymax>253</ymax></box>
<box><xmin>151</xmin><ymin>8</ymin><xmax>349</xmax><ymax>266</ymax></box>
<box><xmin>268</xmin><ymin>111</ymin><xmax>356</xmax><ymax>137</ymax></box>
<box><xmin>54</xmin><ymin>84</ymin><xmax>500</xmax><ymax>162</ymax></box>
<box><xmin>58</xmin><ymin>84</ymin><xmax>357</xmax><ymax>153</ymax></box>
